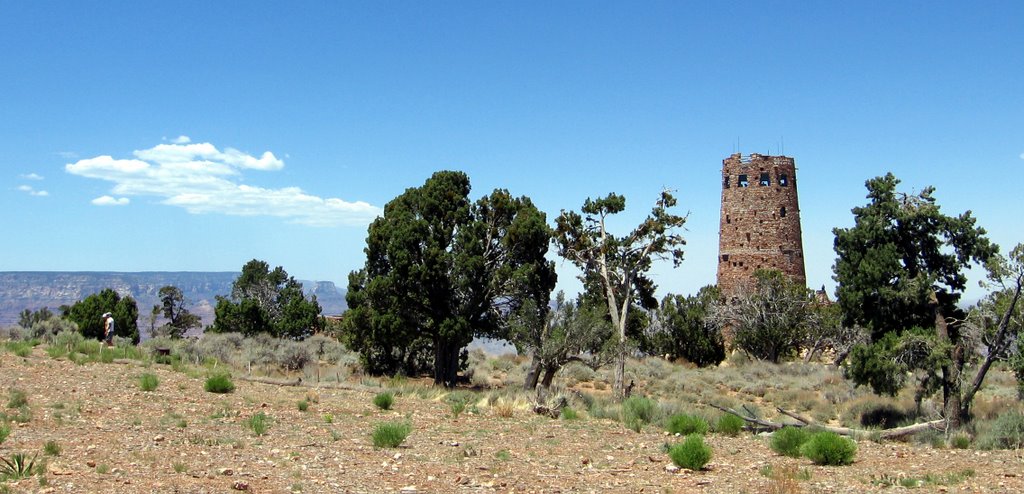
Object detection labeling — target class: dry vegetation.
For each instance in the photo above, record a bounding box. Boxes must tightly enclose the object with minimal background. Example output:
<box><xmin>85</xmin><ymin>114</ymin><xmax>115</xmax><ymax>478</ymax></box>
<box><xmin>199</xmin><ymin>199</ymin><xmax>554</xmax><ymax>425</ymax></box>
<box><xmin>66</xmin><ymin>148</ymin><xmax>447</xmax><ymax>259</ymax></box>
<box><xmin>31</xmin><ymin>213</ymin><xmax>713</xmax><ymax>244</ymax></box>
<box><xmin>0</xmin><ymin>334</ymin><xmax>1023</xmax><ymax>493</ymax></box>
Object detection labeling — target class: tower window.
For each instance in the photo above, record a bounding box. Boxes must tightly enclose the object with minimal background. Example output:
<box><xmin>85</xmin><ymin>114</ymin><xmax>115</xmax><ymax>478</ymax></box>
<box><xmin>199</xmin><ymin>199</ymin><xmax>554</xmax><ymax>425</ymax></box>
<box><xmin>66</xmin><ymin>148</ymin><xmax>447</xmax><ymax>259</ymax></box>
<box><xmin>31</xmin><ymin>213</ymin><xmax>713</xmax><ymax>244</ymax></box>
<box><xmin>779</xmin><ymin>174</ymin><xmax>789</xmax><ymax>186</ymax></box>
<box><xmin>759</xmin><ymin>172</ymin><xmax>770</xmax><ymax>186</ymax></box>
<box><xmin>780</xmin><ymin>206</ymin><xmax>787</xmax><ymax>218</ymax></box>
<box><xmin>721</xmin><ymin>254</ymin><xmax>729</xmax><ymax>262</ymax></box>
<box><xmin>723</xmin><ymin>175</ymin><xmax>730</xmax><ymax>189</ymax></box>
<box><xmin>738</xmin><ymin>174</ymin><xmax>748</xmax><ymax>187</ymax></box>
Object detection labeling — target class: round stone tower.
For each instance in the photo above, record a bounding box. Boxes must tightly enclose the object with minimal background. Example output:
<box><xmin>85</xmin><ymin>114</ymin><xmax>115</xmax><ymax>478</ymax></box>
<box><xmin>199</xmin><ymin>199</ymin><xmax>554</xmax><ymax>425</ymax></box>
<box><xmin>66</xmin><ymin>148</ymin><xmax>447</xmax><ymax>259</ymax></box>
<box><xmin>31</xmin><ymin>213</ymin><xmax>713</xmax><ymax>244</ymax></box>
<box><xmin>717</xmin><ymin>153</ymin><xmax>806</xmax><ymax>298</ymax></box>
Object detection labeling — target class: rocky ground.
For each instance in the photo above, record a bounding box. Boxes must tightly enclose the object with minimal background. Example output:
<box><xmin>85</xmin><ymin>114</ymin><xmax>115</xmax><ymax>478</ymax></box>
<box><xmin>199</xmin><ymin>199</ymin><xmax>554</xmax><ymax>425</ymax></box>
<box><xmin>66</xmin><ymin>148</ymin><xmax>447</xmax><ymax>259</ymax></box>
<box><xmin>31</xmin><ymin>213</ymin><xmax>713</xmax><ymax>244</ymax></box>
<box><xmin>1</xmin><ymin>349</ymin><xmax>1022</xmax><ymax>493</ymax></box>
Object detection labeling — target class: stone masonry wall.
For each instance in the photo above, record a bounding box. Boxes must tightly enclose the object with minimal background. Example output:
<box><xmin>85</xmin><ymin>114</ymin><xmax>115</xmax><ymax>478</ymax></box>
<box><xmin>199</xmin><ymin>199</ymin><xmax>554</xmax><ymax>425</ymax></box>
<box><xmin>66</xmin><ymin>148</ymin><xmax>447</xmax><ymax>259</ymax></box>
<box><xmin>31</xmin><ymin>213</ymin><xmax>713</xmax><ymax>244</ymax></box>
<box><xmin>716</xmin><ymin>153</ymin><xmax>806</xmax><ymax>298</ymax></box>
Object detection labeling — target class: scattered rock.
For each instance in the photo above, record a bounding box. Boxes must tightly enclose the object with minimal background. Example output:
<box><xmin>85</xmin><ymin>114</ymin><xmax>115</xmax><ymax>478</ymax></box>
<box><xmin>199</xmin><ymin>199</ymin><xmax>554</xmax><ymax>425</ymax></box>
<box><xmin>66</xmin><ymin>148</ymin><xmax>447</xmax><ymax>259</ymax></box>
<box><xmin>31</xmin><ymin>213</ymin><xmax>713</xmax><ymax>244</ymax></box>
<box><xmin>665</xmin><ymin>464</ymin><xmax>680</xmax><ymax>473</ymax></box>
<box><xmin>399</xmin><ymin>486</ymin><xmax>417</xmax><ymax>493</ymax></box>
<box><xmin>153</xmin><ymin>435</ymin><xmax>165</xmax><ymax>442</ymax></box>
<box><xmin>86</xmin><ymin>460</ymin><xmax>96</xmax><ymax>468</ymax></box>
<box><xmin>218</xmin><ymin>468</ymin><xmax>234</xmax><ymax>476</ymax></box>
<box><xmin>232</xmin><ymin>480</ymin><xmax>250</xmax><ymax>490</ymax></box>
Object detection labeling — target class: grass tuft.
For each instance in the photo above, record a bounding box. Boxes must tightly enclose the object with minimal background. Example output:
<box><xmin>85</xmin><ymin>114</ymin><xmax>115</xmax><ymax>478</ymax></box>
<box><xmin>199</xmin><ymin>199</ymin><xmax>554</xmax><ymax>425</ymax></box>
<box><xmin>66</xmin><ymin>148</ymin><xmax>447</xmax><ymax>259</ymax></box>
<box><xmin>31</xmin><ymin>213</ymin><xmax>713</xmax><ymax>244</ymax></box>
<box><xmin>139</xmin><ymin>373</ymin><xmax>159</xmax><ymax>392</ymax></box>
<box><xmin>244</xmin><ymin>412</ymin><xmax>271</xmax><ymax>436</ymax></box>
<box><xmin>372</xmin><ymin>421</ymin><xmax>411</xmax><ymax>448</ymax></box>
<box><xmin>373</xmin><ymin>392</ymin><xmax>394</xmax><ymax>411</ymax></box>
<box><xmin>668</xmin><ymin>434</ymin><xmax>712</xmax><ymax>470</ymax></box>
<box><xmin>204</xmin><ymin>373</ymin><xmax>235</xmax><ymax>394</ymax></box>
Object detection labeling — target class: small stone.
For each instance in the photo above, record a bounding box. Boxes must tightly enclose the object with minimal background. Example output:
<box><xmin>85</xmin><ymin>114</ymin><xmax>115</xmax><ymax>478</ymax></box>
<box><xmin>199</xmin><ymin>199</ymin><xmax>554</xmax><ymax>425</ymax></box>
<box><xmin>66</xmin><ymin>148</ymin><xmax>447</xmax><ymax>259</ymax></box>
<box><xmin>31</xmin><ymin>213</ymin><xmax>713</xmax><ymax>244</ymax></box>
<box><xmin>153</xmin><ymin>435</ymin><xmax>165</xmax><ymax>442</ymax></box>
<box><xmin>218</xmin><ymin>468</ymin><xmax>234</xmax><ymax>476</ymax></box>
<box><xmin>86</xmin><ymin>460</ymin><xmax>96</xmax><ymax>468</ymax></box>
<box><xmin>665</xmin><ymin>464</ymin><xmax>680</xmax><ymax>473</ymax></box>
<box><xmin>111</xmin><ymin>468</ymin><xmax>121</xmax><ymax>474</ymax></box>
<box><xmin>232</xmin><ymin>480</ymin><xmax>250</xmax><ymax>491</ymax></box>
<box><xmin>393</xmin><ymin>453</ymin><xmax>402</xmax><ymax>460</ymax></box>
<box><xmin>400</xmin><ymin>486</ymin><xmax>417</xmax><ymax>493</ymax></box>
<box><xmin>427</xmin><ymin>476</ymin><xmax>436</xmax><ymax>481</ymax></box>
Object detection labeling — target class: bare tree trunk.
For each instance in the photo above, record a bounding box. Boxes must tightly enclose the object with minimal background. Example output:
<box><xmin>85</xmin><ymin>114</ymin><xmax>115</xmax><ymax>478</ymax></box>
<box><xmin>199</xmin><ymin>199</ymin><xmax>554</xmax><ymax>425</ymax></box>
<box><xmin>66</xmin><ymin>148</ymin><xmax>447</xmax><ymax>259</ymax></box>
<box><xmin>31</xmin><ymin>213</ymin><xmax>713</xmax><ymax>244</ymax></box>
<box><xmin>540</xmin><ymin>366</ymin><xmax>558</xmax><ymax>389</ymax></box>
<box><xmin>523</xmin><ymin>356</ymin><xmax>542</xmax><ymax>390</ymax></box>
<box><xmin>931</xmin><ymin>290</ymin><xmax>963</xmax><ymax>429</ymax></box>
<box><xmin>962</xmin><ymin>279</ymin><xmax>1022</xmax><ymax>410</ymax></box>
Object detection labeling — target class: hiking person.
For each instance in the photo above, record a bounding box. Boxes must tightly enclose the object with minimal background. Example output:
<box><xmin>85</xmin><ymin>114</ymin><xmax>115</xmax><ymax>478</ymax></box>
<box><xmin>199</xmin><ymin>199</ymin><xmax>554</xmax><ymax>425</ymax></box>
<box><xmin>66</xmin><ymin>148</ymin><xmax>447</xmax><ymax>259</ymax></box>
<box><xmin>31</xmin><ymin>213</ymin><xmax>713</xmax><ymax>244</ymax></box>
<box><xmin>102</xmin><ymin>312</ymin><xmax>114</xmax><ymax>346</ymax></box>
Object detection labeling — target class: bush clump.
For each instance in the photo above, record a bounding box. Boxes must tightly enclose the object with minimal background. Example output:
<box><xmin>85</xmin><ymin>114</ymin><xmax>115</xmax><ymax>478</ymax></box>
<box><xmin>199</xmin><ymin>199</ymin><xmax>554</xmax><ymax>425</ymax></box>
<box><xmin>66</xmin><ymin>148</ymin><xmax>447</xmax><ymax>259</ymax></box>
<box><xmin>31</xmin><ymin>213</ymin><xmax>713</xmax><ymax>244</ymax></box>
<box><xmin>800</xmin><ymin>431</ymin><xmax>857</xmax><ymax>465</ymax></box>
<box><xmin>770</xmin><ymin>426</ymin><xmax>811</xmax><ymax>458</ymax></box>
<box><xmin>668</xmin><ymin>434</ymin><xmax>713</xmax><ymax>470</ymax></box>
<box><xmin>621</xmin><ymin>396</ymin><xmax>657</xmax><ymax>432</ymax></box>
<box><xmin>976</xmin><ymin>411</ymin><xmax>1024</xmax><ymax>450</ymax></box>
<box><xmin>204</xmin><ymin>373</ymin><xmax>235</xmax><ymax>394</ymax></box>
<box><xmin>244</xmin><ymin>411</ymin><xmax>271</xmax><ymax>436</ymax></box>
<box><xmin>139</xmin><ymin>373</ymin><xmax>159</xmax><ymax>392</ymax></box>
<box><xmin>666</xmin><ymin>413</ymin><xmax>709</xmax><ymax>436</ymax></box>
<box><xmin>372</xmin><ymin>421</ymin><xmax>411</xmax><ymax>448</ymax></box>
<box><xmin>715</xmin><ymin>413</ymin><xmax>745</xmax><ymax>436</ymax></box>
<box><xmin>373</xmin><ymin>392</ymin><xmax>394</xmax><ymax>411</ymax></box>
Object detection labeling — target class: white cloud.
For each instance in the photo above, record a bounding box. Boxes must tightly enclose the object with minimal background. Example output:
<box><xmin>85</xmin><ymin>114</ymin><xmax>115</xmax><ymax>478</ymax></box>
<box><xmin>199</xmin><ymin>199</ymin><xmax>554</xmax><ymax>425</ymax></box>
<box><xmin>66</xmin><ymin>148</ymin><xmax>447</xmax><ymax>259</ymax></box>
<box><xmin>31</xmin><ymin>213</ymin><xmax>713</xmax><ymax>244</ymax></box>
<box><xmin>17</xmin><ymin>184</ymin><xmax>49</xmax><ymax>197</ymax></box>
<box><xmin>21</xmin><ymin>173</ymin><xmax>44</xmax><ymax>180</ymax></box>
<box><xmin>66</xmin><ymin>140</ymin><xmax>381</xmax><ymax>226</ymax></box>
<box><xmin>171</xmin><ymin>135</ymin><xmax>191</xmax><ymax>144</ymax></box>
<box><xmin>91</xmin><ymin>195</ymin><xmax>130</xmax><ymax>206</ymax></box>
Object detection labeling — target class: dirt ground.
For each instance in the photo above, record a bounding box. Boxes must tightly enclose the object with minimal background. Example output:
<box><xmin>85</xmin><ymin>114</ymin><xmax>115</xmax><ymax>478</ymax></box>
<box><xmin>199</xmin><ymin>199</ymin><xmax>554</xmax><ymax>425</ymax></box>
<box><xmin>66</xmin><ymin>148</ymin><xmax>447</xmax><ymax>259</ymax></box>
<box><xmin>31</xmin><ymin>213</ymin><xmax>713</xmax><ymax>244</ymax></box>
<box><xmin>1</xmin><ymin>349</ymin><xmax>1022</xmax><ymax>493</ymax></box>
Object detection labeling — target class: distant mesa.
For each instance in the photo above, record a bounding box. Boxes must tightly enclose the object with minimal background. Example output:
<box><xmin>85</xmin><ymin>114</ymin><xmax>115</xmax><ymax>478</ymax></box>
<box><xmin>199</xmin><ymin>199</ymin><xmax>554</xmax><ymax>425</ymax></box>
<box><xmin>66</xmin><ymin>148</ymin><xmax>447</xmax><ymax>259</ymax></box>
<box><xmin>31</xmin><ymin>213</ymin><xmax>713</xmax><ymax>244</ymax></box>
<box><xmin>0</xmin><ymin>271</ymin><xmax>347</xmax><ymax>328</ymax></box>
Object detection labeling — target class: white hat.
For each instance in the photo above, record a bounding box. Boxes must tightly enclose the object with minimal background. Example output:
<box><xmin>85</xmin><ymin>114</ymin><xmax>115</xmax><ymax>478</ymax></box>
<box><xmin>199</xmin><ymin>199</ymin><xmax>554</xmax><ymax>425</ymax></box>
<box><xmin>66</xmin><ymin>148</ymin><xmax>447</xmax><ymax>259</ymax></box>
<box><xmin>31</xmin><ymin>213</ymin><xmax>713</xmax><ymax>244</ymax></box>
<box><xmin>101</xmin><ymin>312</ymin><xmax>111</xmax><ymax>318</ymax></box>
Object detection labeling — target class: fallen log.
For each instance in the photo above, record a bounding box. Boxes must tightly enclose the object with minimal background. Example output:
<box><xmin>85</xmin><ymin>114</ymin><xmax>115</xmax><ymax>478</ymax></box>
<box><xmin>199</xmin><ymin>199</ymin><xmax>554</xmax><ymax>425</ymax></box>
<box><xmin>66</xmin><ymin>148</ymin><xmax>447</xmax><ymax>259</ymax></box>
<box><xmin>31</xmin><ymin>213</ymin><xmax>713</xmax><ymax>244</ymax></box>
<box><xmin>235</xmin><ymin>375</ymin><xmax>302</xmax><ymax>386</ymax></box>
<box><xmin>709</xmin><ymin>403</ymin><xmax>946</xmax><ymax>439</ymax></box>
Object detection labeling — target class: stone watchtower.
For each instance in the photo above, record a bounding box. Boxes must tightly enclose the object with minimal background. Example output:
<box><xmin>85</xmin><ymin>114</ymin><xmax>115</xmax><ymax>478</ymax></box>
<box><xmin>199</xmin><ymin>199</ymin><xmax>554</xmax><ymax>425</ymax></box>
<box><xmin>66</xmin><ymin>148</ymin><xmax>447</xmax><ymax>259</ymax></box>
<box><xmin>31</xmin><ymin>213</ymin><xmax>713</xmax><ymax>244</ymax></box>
<box><xmin>717</xmin><ymin>153</ymin><xmax>806</xmax><ymax>298</ymax></box>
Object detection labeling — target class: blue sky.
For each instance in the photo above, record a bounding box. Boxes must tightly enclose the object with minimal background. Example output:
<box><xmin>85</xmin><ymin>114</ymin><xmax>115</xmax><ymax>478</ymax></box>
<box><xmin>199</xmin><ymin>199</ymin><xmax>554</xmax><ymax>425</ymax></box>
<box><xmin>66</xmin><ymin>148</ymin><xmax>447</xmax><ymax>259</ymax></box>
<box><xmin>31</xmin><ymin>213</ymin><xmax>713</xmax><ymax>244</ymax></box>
<box><xmin>2</xmin><ymin>1</ymin><xmax>1021</xmax><ymax>302</ymax></box>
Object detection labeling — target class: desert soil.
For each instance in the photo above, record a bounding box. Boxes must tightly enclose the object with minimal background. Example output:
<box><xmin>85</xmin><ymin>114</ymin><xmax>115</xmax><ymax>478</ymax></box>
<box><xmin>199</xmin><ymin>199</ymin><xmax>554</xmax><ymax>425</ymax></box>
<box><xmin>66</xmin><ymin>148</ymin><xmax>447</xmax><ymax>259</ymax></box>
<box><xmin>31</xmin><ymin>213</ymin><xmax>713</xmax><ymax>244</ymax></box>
<box><xmin>1</xmin><ymin>349</ymin><xmax>1022</xmax><ymax>494</ymax></box>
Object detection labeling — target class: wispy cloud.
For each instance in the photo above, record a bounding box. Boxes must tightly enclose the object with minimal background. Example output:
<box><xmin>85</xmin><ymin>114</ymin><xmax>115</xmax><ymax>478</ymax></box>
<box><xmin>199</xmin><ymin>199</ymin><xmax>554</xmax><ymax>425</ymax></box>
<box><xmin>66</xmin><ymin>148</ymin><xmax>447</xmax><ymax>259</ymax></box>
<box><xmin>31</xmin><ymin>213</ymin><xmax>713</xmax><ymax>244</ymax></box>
<box><xmin>57</xmin><ymin>151</ymin><xmax>79</xmax><ymax>160</ymax></box>
<box><xmin>17</xmin><ymin>185</ymin><xmax>49</xmax><ymax>197</ymax></box>
<box><xmin>170</xmin><ymin>135</ymin><xmax>192</xmax><ymax>144</ymax></box>
<box><xmin>92</xmin><ymin>195</ymin><xmax>129</xmax><ymax>206</ymax></box>
<box><xmin>66</xmin><ymin>140</ymin><xmax>381</xmax><ymax>226</ymax></box>
<box><xmin>20</xmin><ymin>173</ymin><xmax>44</xmax><ymax>180</ymax></box>
<box><xmin>1019</xmin><ymin>152</ymin><xmax>1024</xmax><ymax>160</ymax></box>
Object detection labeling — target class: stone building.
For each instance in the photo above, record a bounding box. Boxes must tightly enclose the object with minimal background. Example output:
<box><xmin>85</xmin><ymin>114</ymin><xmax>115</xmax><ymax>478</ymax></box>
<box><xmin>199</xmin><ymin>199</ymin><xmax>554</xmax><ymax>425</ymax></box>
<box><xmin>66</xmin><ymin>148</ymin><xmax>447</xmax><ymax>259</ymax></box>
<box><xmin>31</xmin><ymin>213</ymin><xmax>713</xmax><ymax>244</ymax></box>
<box><xmin>716</xmin><ymin>153</ymin><xmax>806</xmax><ymax>298</ymax></box>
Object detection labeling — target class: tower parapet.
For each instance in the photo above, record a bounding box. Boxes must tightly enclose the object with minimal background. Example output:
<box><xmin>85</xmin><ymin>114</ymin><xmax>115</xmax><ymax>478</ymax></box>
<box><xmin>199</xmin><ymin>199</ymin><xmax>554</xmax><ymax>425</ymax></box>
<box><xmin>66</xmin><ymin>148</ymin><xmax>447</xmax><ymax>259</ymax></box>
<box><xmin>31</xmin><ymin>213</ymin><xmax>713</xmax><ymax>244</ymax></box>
<box><xmin>716</xmin><ymin>153</ymin><xmax>806</xmax><ymax>298</ymax></box>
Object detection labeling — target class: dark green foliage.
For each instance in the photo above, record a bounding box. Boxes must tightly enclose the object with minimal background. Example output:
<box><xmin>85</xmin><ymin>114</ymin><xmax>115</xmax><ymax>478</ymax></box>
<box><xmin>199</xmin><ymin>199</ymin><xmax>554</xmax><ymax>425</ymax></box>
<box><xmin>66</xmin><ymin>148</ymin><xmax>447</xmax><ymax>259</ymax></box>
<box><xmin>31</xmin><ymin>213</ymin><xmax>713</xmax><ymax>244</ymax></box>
<box><xmin>18</xmin><ymin>307</ymin><xmax>54</xmax><ymax>329</ymax></box>
<box><xmin>833</xmin><ymin>174</ymin><xmax>995</xmax><ymax>422</ymax></box>
<box><xmin>668</xmin><ymin>434</ymin><xmax>712</xmax><ymax>470</ymax></box>
<box><xmin>62</xmin><ymin>288</ymin><xmax>140</xmax><ymax>344</ymax></box>
<box><xmin>666</xmin><ymin>413</ymin><xmax>709</xmax><ymax>436</ymax></box>
<box><xmin>976</xmin><ymin>411</ymin><xmax>1024</xmax><ymax>450</ymax></box>
<box><xmin>621</xmin><ymin>396</ymin><xmax>657</xmax><ymax>432</ymax></box>
<box><xmin>372</xmin><ymin>421</ymin><xmax>411</xmax><ymax>448</ymax></box>
<box><xmin>158</xmin><ymin>285</ymin><xmax>201</xmax><ymax>338</ymax></box>
<box><xmin>373</xmin><ymin>392</ymin><xmax>394</xmax><ymax>410</ymax></box>
<box><xmin>204</xmin><ymin>373</ymin><xmax>235</xmax><ymax>394</ymax></box>
<box><xmin>770</xmin><ymin>426</ymin><xmax>811</xmax><ymax>458</ymax></box>
<box><xmin>343</xmin><ymin>171</ymin><xmax>555</xmax><ymax>387</ymax></box>
<box><xmin>650</xmin><ymin>286</ymin><xmax>725</xmax><ymax>367</ymax></box>
<box><xmin>0</xmin><ymin>423</ymin><xmax>9</xmax><ymax>444</ymax></box>
<box><xmin>800</xmin><ymin>431</ymin><xmax>857</xmax><ymax>465</ymax></box>
<box><xmin>211</xmin><ymin>260</ymin><xmax>322</xmax><ymax>339</ymax></box>
<box><xmin>715</xmin><ymin>413</ymin><xmax>745</xmax><ymax>436</ymax></box>
<box><xmin>297</xmin><ymin>400</ymin><xmax>309</xmax><ymax>412</ymax></box>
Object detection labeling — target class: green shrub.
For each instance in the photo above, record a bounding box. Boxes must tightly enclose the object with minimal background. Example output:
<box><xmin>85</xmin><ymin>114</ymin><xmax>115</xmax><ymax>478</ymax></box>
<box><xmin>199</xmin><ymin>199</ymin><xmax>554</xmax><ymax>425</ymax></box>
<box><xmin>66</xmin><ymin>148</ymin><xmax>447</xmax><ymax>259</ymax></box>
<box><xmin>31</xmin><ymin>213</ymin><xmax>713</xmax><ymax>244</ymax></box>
<box><xmin>244</xmin><ymin>412</ymin><xmax>270</xmax><ymax>436</ymax></box>
<box><xmin>373</xmin><ymin>392</ymin><xmax>394</xmax><ymax>411</ymax></box>
<box><xmin>770</xmin><ymin>426</ymin><xmax>810</xmax><ymax>458</ymax></box>
<box><xmin>621</xmin><ymin>396</ymin><xmax>657</xmax><ymax>432</ymax></box>
<box><xmin>43</xmin><ymin>440</ymin><xmax>61</xmax><ymax>456</ymax></box>
<box><xmin>715</xmin><ymin>413</ymin><xmax>745</xmax><ymax>436</ymax></box>
<box><xmin>204</xmin><ymin>373</ymin><xmax>235</xmax><ymax>394</ymax></box>
<box><xmin>560</xmin><ymin>407</ymin><xmax>579</xmax><ymax>420</ymax></box>
<box><xmin>6</xmin><ymin>389</ymin><xmax>28</xmax><ymax>409</ymax></box>
<box><xmin>976</xmin><ymin>411</ymin><xmax>1024</xmax><ymax>450</ymax></box>
<box><xmin>372</xmin><ymin>421</ymin><xmax>411</xmax><ymax>448</ymax></box>
<box><xmin>668</xmin><ymin>434</ymin><xmax>712</xmax><ymax>470</ymax></box>
<box><xmin>139</xmin><ymin>373</ymin><xmax>159</xmax><ymax>392</ymax></box>
<box><xmin>297</xmin><ymin>400</ymin><xmax>309</xmax><ymax>412</ymax></box>
<box><xmin>666</xmin><ymin>414</ymin><xmax>709</xmax><ymax>436</ymax></box>
<box><xmin>0</xmin><ymin>453</ymin><xmax>40</xmax><ymax>480</ymax></box>
<box><xmin>950</xmin><ymin>432</ymin><xmax>971</xmax><ymax>449</ymax></box>
<box><xmin>800</xmin><ymin>431</ymin><xmax>856</xmax><ymax>465</ymax></box>
<box><xmin>0</xmin><ymin>423</ymin><xmax>9</xmax><ymax>444</ymax></box>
